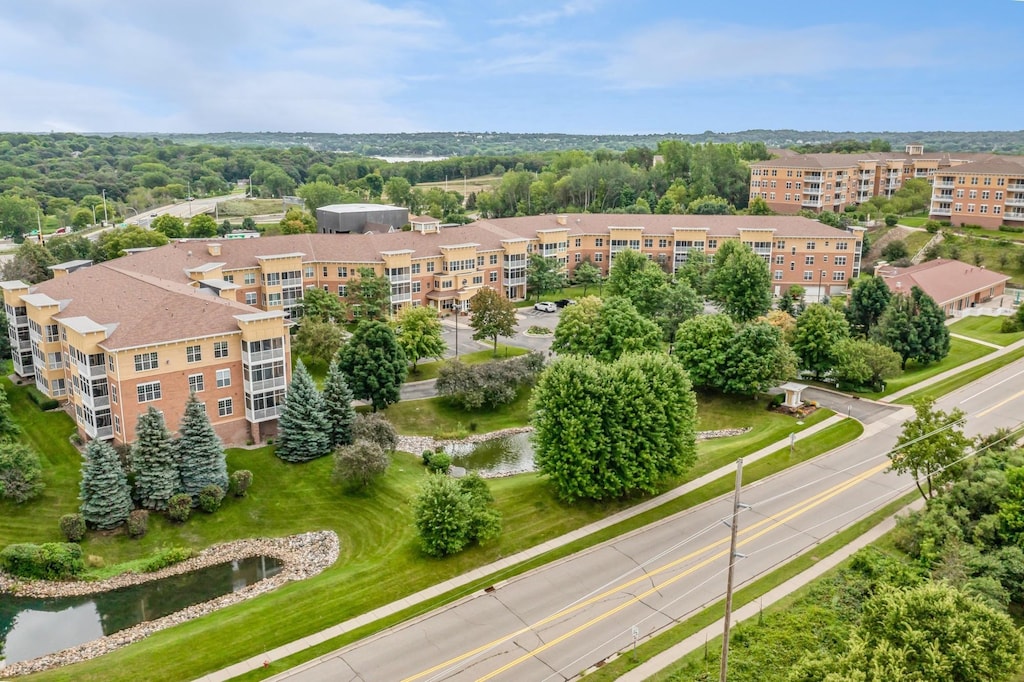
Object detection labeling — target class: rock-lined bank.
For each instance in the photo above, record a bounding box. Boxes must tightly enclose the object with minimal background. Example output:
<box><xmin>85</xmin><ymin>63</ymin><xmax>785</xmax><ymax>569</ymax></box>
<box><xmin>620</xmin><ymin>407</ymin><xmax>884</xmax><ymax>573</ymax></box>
<box><xmin>0</xmin><ymin>531</ymin><xmax>339</xmax><ymax>678</ymax></box>
<box><xmin>397</xmin><ymin>426</ymin><xmax>753</xmax><ymax>477</ymax></box>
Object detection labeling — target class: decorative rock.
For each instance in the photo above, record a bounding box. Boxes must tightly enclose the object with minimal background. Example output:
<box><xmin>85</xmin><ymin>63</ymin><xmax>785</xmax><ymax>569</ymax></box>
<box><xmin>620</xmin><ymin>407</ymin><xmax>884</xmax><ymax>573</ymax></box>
<box><xmin>0</xmin><ymin>531</ymin><xmax>339</xmax><ymax>678</ymax></box>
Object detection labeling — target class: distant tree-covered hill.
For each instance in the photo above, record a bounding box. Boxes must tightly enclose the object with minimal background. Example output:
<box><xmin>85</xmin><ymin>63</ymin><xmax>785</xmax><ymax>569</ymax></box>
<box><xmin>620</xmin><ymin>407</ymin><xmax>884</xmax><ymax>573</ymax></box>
<box><xmin>110</xmin><ymin>130</ymin><xmax>1024</xmax><ymax>156</ymax></box>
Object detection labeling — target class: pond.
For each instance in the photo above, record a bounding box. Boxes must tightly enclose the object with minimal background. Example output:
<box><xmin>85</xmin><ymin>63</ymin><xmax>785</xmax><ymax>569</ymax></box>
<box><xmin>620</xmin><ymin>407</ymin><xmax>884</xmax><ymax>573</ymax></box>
<box><xmin>444</xmin><ymin>432</ymin><xmax>535</xmax><ymax>476</ymax></box>
<box><xmin>0</xmin><ymin>555</ymin><xmax>283</xmax><ymax>667</ymax></box>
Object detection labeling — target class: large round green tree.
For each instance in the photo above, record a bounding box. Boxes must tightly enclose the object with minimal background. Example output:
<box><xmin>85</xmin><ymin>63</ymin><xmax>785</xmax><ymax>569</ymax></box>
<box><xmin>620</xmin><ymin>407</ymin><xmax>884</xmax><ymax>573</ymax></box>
<box><xmin>337</xmin><ymin>320</ymin><xmax>407</xmax><ymax>411</ymax></box>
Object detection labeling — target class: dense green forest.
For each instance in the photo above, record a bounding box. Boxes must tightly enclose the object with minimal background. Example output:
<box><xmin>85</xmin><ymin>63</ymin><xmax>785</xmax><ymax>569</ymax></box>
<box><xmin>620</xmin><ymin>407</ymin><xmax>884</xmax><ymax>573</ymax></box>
<box><xmin>129</xmin><ymin>130</ymin><xmax>1024</xmax><ymax>156</ymax></box>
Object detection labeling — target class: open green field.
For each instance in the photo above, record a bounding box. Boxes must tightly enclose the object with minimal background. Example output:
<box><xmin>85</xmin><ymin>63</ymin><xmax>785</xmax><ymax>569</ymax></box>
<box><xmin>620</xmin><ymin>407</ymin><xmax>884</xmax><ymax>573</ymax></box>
<box><xmin>864</xmin><ymin>336</ymin><xmax>995</xmax><ymax>399</ymax></box>
<box><xmin>897</xmin><ymin>216</ymin><xmax>929</xmax><ymax>227</ymax></box>
<box><xmin>896</xmin><ymin>344</ymin><xmax>1024</xmax><ymax>404</ymax></box>
<box><xmin>949</xmin><ymin>314</ymin><xmax>1024</xmax><ymax>346</ymax></box>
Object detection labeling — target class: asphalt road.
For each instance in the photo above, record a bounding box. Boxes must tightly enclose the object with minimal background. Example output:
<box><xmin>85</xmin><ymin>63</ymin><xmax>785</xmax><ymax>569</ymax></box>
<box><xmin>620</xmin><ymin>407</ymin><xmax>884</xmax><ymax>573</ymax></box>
<box><xmin>271</xmin><ymin>359</ymin><xmax>1024</xmax><ymax>682</ymax></box>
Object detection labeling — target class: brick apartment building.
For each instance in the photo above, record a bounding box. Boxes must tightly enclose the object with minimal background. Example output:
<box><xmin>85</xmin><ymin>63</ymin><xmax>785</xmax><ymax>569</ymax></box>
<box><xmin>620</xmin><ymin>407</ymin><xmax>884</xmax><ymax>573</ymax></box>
<box><xmin>750</xmin><ymin>145</ymin><xmax>1014</xmax><ymax>215</ymax></box>
<box><xmin>928</xmin><ymin>157</ymin><xmax>1024</xmax><ymax>229</ymax></box>
<box><xmin>3</xmin><ymin>213</ymin><xmax>860</xmax><ymax>445</ymax></box>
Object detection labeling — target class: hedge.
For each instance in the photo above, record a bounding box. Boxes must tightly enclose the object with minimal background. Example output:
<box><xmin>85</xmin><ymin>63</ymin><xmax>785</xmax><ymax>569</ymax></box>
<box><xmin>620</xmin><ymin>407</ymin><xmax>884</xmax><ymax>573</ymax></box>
<box><xmin>0</xmin><ymin>542</ymin><xmax>85</xmax><ymax>580</ymax></box>
<box><xmin>25</xmin><ymin>387</ymin><xmax>59</xmax><ymax>411</ymax></box>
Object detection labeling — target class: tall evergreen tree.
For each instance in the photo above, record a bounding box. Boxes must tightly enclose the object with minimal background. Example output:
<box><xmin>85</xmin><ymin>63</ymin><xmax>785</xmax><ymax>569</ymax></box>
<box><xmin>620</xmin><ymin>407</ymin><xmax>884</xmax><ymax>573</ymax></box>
<box><xmin>132</xmin><ymin>407</ymin><xmax>179</xmax><ymax>511</ymax></box>
<box><xmin>79</xmin><ymin>439</ymin><xmax>132</xmax><ymax>529</ymax></box>
<box><xmin>337</xmin><ymin>320</ymin><xmax>407</xmax><ymax>411</ymax></box>
<box><xmin>322</xmin><ymin>357</ymin><xmax>357</xmax><ymax>449</ymax></box>
<box><xmin>177</xmin><ymin>393</ymin><xmax>228</xmax><ymax>499</ymax></box>
<box><xmin>275</xmin><ymin>359</ymin><xmax>332</xmax><ymax>462</ymax></box>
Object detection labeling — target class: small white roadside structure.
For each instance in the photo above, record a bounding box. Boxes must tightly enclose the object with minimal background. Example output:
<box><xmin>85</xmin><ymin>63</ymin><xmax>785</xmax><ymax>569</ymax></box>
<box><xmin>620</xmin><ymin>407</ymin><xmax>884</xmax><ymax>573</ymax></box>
<box><xmin>779</xmin><ymin>382</ymin><xmax>809</xmax><ymax>409</ymax></box>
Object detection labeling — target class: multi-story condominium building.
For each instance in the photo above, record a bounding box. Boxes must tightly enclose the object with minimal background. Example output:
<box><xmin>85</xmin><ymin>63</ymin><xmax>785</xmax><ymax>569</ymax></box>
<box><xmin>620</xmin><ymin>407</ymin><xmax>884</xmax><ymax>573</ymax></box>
<box><xmin>750</xmin><ymin>146</ymin><xmax>1012</xmax><ymax>215</ymax></box>
<box><xmin>3</xmin><ymin>213</ymin><xmax>859</xmax><ymax>446</ymax></box>
<box><xmin>928</xmin><ymin>157</ymin><xmax>1024</xmax><ymax>229</ymax></box>
<box><xmin>2</xmin><ymin>259</ymin><xmax>291</xmax><ymax>447</ymax></box>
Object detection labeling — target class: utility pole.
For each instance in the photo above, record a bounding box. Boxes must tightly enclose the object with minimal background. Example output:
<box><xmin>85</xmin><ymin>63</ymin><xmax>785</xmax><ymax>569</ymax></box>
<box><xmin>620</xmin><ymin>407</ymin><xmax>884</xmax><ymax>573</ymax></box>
<box><xmin>720</xmin><ymin>458</ymin><xmax>744</xmax><ymax>682</ymax></box>
<box><xmin>101</xmin><ymin>189</ymin><xmax>108</xmax><ymax>224</ymax></box>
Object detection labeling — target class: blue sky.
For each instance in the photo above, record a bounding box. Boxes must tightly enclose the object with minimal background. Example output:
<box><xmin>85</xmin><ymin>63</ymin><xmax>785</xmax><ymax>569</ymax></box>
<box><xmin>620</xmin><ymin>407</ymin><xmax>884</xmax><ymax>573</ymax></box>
<box><xmin>2</xmin><ymin>0</ymin><xmax>1022</xmax><ymax>134</ymax></box>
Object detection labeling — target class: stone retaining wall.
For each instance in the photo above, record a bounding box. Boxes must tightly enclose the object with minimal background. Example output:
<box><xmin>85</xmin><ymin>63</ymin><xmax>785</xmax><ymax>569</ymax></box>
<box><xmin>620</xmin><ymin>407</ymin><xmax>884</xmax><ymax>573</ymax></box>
<box><xmin>0</xmin><ymin>531</ymin><xmax>339</xmax><ymax>677</ymax></box>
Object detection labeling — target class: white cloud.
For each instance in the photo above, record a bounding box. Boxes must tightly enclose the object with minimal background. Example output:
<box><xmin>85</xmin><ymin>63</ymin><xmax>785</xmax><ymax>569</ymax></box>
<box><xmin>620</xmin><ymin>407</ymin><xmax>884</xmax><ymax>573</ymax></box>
<box><xmin>603</xmin><ymin>22</ymin><xmax>941</xmax><ymax>89</ymax></box>
<box><xmin>490</xmin><ymin>0</ymin><xmax>604</xmax><ymax>27</ymax></box>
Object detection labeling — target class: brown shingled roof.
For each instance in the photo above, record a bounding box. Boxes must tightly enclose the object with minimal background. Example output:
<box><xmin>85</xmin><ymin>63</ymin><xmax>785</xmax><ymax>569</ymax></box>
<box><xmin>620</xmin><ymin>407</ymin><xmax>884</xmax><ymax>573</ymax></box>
<box><xmin>876</xmin><ymin>259</ymin><xmax>1011</xmax><ymax>307</ymax></box>
<box><xmin>31</xmin><ymin>264</ymin><xmax>258</xmax><ymax>350</ymax></box>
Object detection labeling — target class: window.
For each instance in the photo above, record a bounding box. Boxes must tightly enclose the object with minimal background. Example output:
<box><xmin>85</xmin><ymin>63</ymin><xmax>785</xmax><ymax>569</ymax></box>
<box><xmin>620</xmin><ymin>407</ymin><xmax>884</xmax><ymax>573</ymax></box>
<box><xmin>245</xmin><ymin>292</ymin><xmax>257</xmax><ymax>305</ymax></box>
<box><xmin>214</xmin><ymin>341</ymin><xmax>228</xmax><ymax>358</ymax></box>
<box><xmin>996</xmin><ymin>191</ymin><xmax>1004</xmax><ymax>200</ymax></box>
<box><xmin>659</xmin><ymin>238</ymin><xmax>668</xmax><ymax>248</ymax></box>
<box><xmin>805</xmin><ymin>241</ymin><xmax>816</xmax><ymax>250</ymax></box>
<box><xmin>224</xmin><ymin>274</ymin><xmax>234</xmax><ymax>283</ymax></box>
<box><xmin>477</xmin><ymin>256</ymin><xmax>484</xmax><ymax>267</ymax></box>
<box><xmin>980</xmin><ymin>205</ymin><xmax>989</xmax><ymax>214</ymax></box>
<box><xmin>644</xmin><ymin>238</ymin><xmax>653</xmax><ymax>248</ymax></box>
<box><xmin>574</xmin><ymin>238</ymin><xmax>581</xmax><ymax>247</ymax></box>
<box><xmin>412</xmin><ymin>281</ymin><xmax>422</xmax><ymax>293</ymax></box>
<box><xmin>595</xmin><ymin>238</ymin><xmax>604</xmax><ymax>247</ymax></box>
<box><xmin>114</xmin><ymin>415</ymin><xmax>120</xmax><ymax>434</ymax></box>
<box><xmin>835</xmin><ymin>255</ymin><xmax>847</xmax><ymax>266</ymax></box>
<box><xmin>218</xmin><ymin>398</ymin><xmax>233</xmax><ymax>417</ymax></box>
<box><xmin>574</xmin><ymin>253</ymin><xmax>581</xmax><ymax>263</ymax></box>
<box><xmin>244</xmin><ymin>273</ymin><xmax>256</xmax><ymax>285</ymax></box>
<box><xmin>971</xmin><ymin>177</ymin><xmax>978</xmax><ymax>185</ymax></box>
<box><xmin>774</xmin><ymin>270</ymin><xmax>783</xmax><ymax>280</ymax></box>
<box><xmin>594</xmin><ymin>253</ymin><xmax>603</xmax><ymax>262</ymax></box>
<box><xmin>134</xmin><ymin>352</ymin><xmax>158</xmax><ymax>372</ymax></box>
<box><xmin>304</xmin><ymin>266</ymin><xmax>314</xmax><ymax>278</ymax></box>
<box><xmin>832</xmin><ymin>271</ymin><xmax>846</xmax><ymax>281</ymax></box>
<box><xmin>189</xmin><ymin>373</ymin><xmax>205</xmax><ymax>393</ymax></box>
<box><xmin>216</xmin><ymin>368</ymin><xmax>231</xmax><ymax>388</ymax></box>
<box><xmin>426</xmin><ymin>261</ymin><xmax>435</xmax><ymax>272</ymax></box>
<box><xmin>45</xmin><ymin>324</ymin><xmax>59</xmax><ymax>342</ymax></box>
<box><xmin>982</xmin><ymin>191</ymin><xmax>990</xmax><ymax>200</ymax></box>
<box><xmin>836</xmin><ymin>242</ymin><xmax>848</xmax><ymax>251</ymax></box>
<box><xmin>137</xmin><ymin>381</ymin><xmax>161</xmax><ymax>403</ymax></box>
<box><xmin>707</xmin><ymin>239</ymin><xmax>718</xmax><ymax>249</ymax></box>
<box><xmin>822</xmin><ymin>255</ymin><xmax>829</xmax><ymax>263</ymax></box>
<box><xmin>322</xmin><ymin>266</ymin><xmax>328</xmax><ymax>277</ymax></box>
<box><xmin>994</xmin><ymin>205</ymin><xmax>1003</xmax><ymax>215</ymax></box>
<box><xmin>969</xmin><ymin>190</ymin><xmax>977</xmax><ymax>199</ymax></box>
<box><xmin>956</xmin><ymin>189</ymin><xmax>964</xmax><ymax>198</ymax></box>
<box><xmin>186</xmin><ymin>345</ymin><xmax>202</xmax><ymax>363</ymax></box>
<box><xmin>790</xmin><ymin>261</ymin><xmax>795</xmax><ymax>271</ymax></box>
<box><xmin>489</xmin><ymin>271</ymin><xmax>498</xmax><ymax>282</ymax></box>
<box><xmin>967</xmin><ymin>204</ymin><xmax>975</xmax><ymax>213</ymax></box>
<box><xmin>784</xmin><ymin>194</ymin><xmax>791</xmax><ymax>201</ymax></box>
<box><xmin>338</xmin><ymin>285</ymin><xmax>347</xmax><ymax>297</ymax></box>
<box><xmin>805</xmin><ymin>255</ymin><xmax>815</xmax><ymax>265</ymax></box>
<box><xmin>472</xmin><ymin>275</ymin><xmax>483</xmax><ymax>285</ymax></box>
<box><xmin>775</xmin><ymin>255</ymin><xmax>784</xmax><ymax>265</ymax></box>
<box><xmin>411</xmin><ymin>263</ymin><xmax>420</xmax><ymax>274</ymax></box>
<box><xmin>983</xmin><ymin>177</ymin><xmax>992</xmax><ymax>186</ymax></box>
<box><xmin>111</xmin><ymin>386</ymin><xmax>118</xmax><ymax>403</ymax></box>
<box><xmin>803</xmin><ymin>271</ymin><xmax>813</xmax><ymax>281</ymax></box>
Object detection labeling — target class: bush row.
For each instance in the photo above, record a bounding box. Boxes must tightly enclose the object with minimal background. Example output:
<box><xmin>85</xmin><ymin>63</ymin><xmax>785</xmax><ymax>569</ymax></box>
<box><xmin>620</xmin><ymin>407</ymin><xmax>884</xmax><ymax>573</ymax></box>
<box><xmin>436</xmin><ymin>352</ymin><xmax>545</xmax><ymax>411</ymax></box>
<box><xmin>0</xmin><ymin>542</ymin><xmax>84</xmax><ymax>579</ymax></box>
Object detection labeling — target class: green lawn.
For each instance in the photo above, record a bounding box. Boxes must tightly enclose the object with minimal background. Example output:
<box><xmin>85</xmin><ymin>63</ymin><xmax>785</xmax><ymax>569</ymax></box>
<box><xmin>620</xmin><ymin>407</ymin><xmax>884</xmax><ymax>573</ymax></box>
<box><xmin>903</xmin><ymin>229</ymin><xmax>933</xmax><ymax>254</ymax></box>
<box><xmin>863</xmin><ymin>336</ymin><xmax>995</xmax><ymax>399</ymax></box>
<box><xmin>952</xmin><ymin>225</ymin><xmax>1024</xmax><ymax>244</ymax></box>
<box><xmin>896</xmin><ymin>345</ymin><xmax>1024</xmax><ymax>404</ymax></box>
<box><xmin>406</xmin><ymin>345</ymin><xmax>528</xmax><ymax>382</ymax></box>
<box><xmin>897</xmin><ymin>216</ymin><xmax>929</xmax><ymax>227</ymax></box>
<box><xmin>949</xmin><ymin>315</ymin><xmax>1024</xmax><ymax>346</ymax></box>
<box><xmin>382</xmin><ymin>387</ymin><xmax>533</xmax><ymax>437</ymax></box>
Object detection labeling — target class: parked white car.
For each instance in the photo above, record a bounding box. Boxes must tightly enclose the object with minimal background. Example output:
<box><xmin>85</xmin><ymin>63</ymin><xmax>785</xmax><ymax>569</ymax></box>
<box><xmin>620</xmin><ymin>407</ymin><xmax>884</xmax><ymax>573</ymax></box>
<box><xmin>534</xmin><ymin>301</ymin><xmax>557</xmax><ymax>312</ymax></box>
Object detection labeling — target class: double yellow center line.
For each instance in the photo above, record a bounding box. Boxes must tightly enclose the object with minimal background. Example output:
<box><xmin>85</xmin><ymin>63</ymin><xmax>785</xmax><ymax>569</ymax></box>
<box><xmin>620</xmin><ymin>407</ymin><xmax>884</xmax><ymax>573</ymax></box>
<box><xmin>402</xmin><ymin>460</ymin><xmax>890</xmax><ymax>682</ymax></box>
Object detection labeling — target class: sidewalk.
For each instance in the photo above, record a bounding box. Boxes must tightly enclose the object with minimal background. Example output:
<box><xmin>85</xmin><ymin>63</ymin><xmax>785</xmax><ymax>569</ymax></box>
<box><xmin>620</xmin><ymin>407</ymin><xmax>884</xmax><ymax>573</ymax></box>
<box><xmin>196</xmin><ymin>417</ymin><xmax>846</xmax><ymax>681</ymax></box>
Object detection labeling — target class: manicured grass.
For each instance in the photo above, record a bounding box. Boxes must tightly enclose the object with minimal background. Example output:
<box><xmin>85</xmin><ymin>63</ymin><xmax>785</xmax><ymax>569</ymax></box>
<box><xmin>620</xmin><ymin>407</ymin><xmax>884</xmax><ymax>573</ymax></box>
<box><xmin>0</xmin><ymin>376</ymin><xmax>82</xmax><ymax>546</ymax></box>
<box><xmin>19</xmin><ymin>399</ymin><xmax>862</xmax><ymax>682</ymax></box>
<box><xmin>585</xmin><ymin>490</ymin><xmax>916</xmax><ymax>682</ymax></box>
<box><xmin>952</xmin><ymin>225</ymin><xmax>1024</xmax><ymax>244</ymax></box>
<box><xmin>896</xmin><ymin>344</ymin><xmax>1024</xmax><ymax>404</ymax></box>
<box><xmin>382</xmin><ymin>387</ymin><xmax>533</xmax><ymax>436</ymax></box>
<box><xmin>862</xmin><ymin>336</ymin><xmax>994</xmax><ymax>399</ymax></box>
<box><xmin>406</xmin><ymin>345</ymin><xmax>528</xmax><ymax>382</ymax></box>
<box><xmin>949</xmin><ymin>314</ymin><xmax>1024</xmax><ymax>346</ymax></box>
<box><xmin>897</xmin><ymin>216</ymin><xmax>929</xmax><ymax>227</ymax></box>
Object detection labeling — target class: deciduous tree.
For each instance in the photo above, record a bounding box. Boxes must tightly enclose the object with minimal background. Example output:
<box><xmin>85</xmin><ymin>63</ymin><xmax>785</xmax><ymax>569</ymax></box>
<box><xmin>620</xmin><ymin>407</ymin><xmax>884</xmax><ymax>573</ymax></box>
<box><xmin>605</xmin><ymin>249</ymin><xmax>669</xmax><ymax>319</ymax></box>
<box><xmin>672</xmin><ymin>313</ymin><xmax>735</xmax><ymax>391</ymax></box>
<box><xmin>300</xmin><ymin>287</ymin><xmax>345</xmax><ymax>322</ymax></box>
<box><xmin>151</xmin><ymin>214</ymin><xmax>185</xmax><ymax>239</ymax></box>
<box><xmin>413</xmin><ymin>473</ymin><xmax>501</xmax><ymax>557</ymax></box>
<box><xmin>394</xmin><ymin>305</ymin><xmax>445</xmax><ymax>371</ymax></box>
<box><xmin>0</xmin><ymin>441</ymin><xmax>44</xmax><ymax>503</ymax></box>
<box><xmin>833</xmin><ymin>338</ymin><xmax>903</xmax><ymax>389</ymax></box>
<box><xmin>792</xmin><ymin>303</ymin><xmax>850</xmax><ymax>379</ymax></box>
<box><xmin>187</xmin><ymin>213</ymin><xmax>218</xmax><ymax>238</ymax></box>
<box><xmin>469</xmin><ymin>287</ymin><xmax>517</xmax><ymax>356</ymax></box>
<box><xmin>572</xmin><ymin>259</ymin><xmax>602</xmax><ymax>296</ymax></box>
<box><xmin>846</xmin><ymin>275</ymin><xmax>892</xmax><ymax>337</ymax></box>
<box><xmin>333</xmin><ymin>440</ymin><xmax>390</xmax><ymax>488</ymax></box>
<box><xmin>297</xmin><ymin>181</ymin><xmax>347</xmax><ymax>212</ymax></box>
<box><xmin>337</xmin><ymin>320</ymin><xmax>407</xmax><ymax>411</ymax></box>
<box><xmin>293</xmin><ymin>317</ymin><xmax>344</xmax><ymax>367</ymax></box>
<box><xmin>278</xmin><ymin>207</ymin><xmax>317</xmax><ymax>234</ymax></box>
<box><xmin>707</xmin><ymin>240</ymin><xmax>771</xmax><ymax>323</ymax></box>
<box><xmin>347</xmin><ymin>267</ymin><xmax>391</xmax><ymax>320</ymax></box>
<box><xmin>275</xmin><ymin>359</ymin><xmax>332</xmax><ymax>463</ymax></box>
<box><xmin>0</xmin><ymin>241</ymin><xmax>56</xmax><ymax>283</ymax></box>
<box><xmin>526</xmin><ymin>253</ymin><xmax>567</xmax><ymax>301</ymax></box>
<box><xmin>79</xmin><ymin>440</ymin><xmax>132</xmax><ymax>529</ymax></box>
<box><xmin>873</xmin><ymin>286</ymin><xmax>950</xmax><ymax>368</ymax></box>
<box><xmin>891</xmin><ymin>398</ymin><xmax>972</xmax><ymax>501</ymax></box>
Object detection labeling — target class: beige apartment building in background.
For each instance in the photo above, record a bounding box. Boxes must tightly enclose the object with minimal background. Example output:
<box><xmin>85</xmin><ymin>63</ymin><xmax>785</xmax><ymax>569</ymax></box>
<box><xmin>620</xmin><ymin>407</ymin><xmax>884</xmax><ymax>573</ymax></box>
<box><xmin>928</xmin><ymin>157</ymin><xmax>1024</xmax><ymax>229</ymax></box>
<box><xmin>4</xmin><ymin>213</ymin><xmax>861</xmax><ymax>446</ymax></box>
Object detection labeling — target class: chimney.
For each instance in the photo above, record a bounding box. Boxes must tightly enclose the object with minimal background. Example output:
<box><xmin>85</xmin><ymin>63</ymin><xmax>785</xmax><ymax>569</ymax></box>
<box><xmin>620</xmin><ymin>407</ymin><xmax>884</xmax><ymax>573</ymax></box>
<box><xmin>208</xmin><ymin>243</ymin><xmax>222</xmax><ymax>256</ymax></box>
<box><xmin>556</xmin><ymin>215</ymin><xmax>567</xmax><ymax>226</ymax></box>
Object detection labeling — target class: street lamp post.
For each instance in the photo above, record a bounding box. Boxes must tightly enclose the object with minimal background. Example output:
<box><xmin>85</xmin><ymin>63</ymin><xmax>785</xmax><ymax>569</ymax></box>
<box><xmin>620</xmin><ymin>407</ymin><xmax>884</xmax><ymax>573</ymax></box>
<box><xmin>101</xmin><ymin>189</ymin><xmax>108</xmax><ymax>225</ymax></box>
<box><xmin>818</xmin><ymin>269</ymin><xmax>826</xmax><ymax>303</ymax></box>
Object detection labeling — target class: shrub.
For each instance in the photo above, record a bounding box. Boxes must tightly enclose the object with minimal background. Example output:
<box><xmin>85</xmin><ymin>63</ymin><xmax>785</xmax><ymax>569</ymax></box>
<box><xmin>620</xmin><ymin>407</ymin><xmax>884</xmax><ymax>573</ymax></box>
<box><xmin>127</xmin><ymin>509</ymin><xmax>149</xmax><ymax>538</ymax></box>
<box><xmin>413</xmin><ymin>474</ymin><xmax>501</xmax><ymax>558</ymax></box>
<box><xmin>436</xmin><ymin>352</ymin><xmax>545</xmax><ymax>410</ymax></box>
<box><xmin>924</xmin><ymin>220</ymin><xmax>942</xmax><ymax>233</ymax></box>
<box><xmin>59</xmin><ymin>514</ymin><xmax>86</xmax><ymax>542</ymax></box>
<box><xmin>999</xmin><ymin>225</ymin><xmax>1024</xmax><ymax>234</ymax></box>
<box><xmin>884</xmin><ymin>214</ymin><xmax>898</xmax><ymax>227</ymax></box>
<box><xmin>0</xmin><ymin>542</ymin><xmax>84</xmax><ymax>580</ymax></box>
<box><xmin>140</xmin><ymin>546</ymin><xmax>194</xmax><ymax>573</ymax></box>
<box><xmin>426</xmin><ymin>452</ymin><xmax>452</xmax><ymax>474</ymax></box>
<box><xmin>421</xmin><ymin>450</ymin><xmax>435</xmax><ymax>466</ymax></box>
<box><xmin>25</xmin><ymin>387</ymin><xmax>59</xmax><ymax>411</ymax></box>
<box><xmin>166</xmin><ymin>493</ymin><xmax>192</xmax><ymax>522</ymax></box>
<box><xmin>229</xmin><ymin>469</ymin><xmax>253</xmax><ymax>497</ymax></box>
<box><xmin>526</xmin><ymin>325</ymin><xmax>552</xmax><ymax>335</ymax></box>
<box><xmin>197</xmin><ymin>484</ymin><xmax>225</xmax><ymax>513</ymax></box>
<box><xmin>351</xmin><ymin>413</ymin><xmax>398</xmax><ymax>453</ymax></box>
<box><xmin>1001</xmin><ymin>317</ymin><xmax>1023</xmax><ymax>334</ymax></box>
<box><xmin>0</xmin><ymin>442</ymin><xmax>45</xmax><ymax>503</ymax></box>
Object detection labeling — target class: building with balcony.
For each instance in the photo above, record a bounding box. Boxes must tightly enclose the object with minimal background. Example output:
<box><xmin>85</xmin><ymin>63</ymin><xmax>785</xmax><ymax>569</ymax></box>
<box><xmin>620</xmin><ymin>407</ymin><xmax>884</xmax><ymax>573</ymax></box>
<box><xmin>2</xmin><ymin>261</ymin><xmax>291</xmax><ymax>447</ymax></box>
<box><xmin>927</xmin><ymin>157</ymin><xmax>1024</xmax><ymax>229</ymax></box>
<box><xmin>2</xmin><ymin>213</ymin><xmax>862</xmax><ymax>447</ymax></box>
<box><xmin>750</xmin><ymin>146</ymin><xmax>1013</xmax><ymax>215</ymax></box>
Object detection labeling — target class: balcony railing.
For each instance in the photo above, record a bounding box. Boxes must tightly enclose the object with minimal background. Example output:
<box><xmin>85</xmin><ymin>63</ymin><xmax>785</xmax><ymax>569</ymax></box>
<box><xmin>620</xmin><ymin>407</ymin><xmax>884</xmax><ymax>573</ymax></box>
<box><xmin>246</xmin><ymin>405</ymin><xmax>282</xmax><ymax>422</ymax></box>
<box><xmin>81</xmin><ymin>393</ymin><xmax>111</xmax><ymax>410</ymax></box>
<box><xmin>1007</xmin><ymin>183</ymin><xmax>1024</xmax><ymax>191</ymax></box>
<box><xmin>802</xmin><ymin>186</ymin><xmax>821</xmax><ymax>195</ymax></box>
<box><xmin>933</xmin><ymin>181</ymin><xmax>955</xmax><ymax>189</ymax></box>
<box><xmin>243</xmin><ymin>376</ymin><xmax>287</xmax><ymax>393</ymax></box>
<box><xmin>1006</xmin><ymin>199</ymin><xmax>1024</xmax><ymax>208</ymax></box>
<box><xmin>77</xmin><ymin>361</ymin><xmax>106</xmax><ymax>379</ymax></box>
<box><xmin>387</xmin><ymin>273</ymin><xmax>411</xmax><ymax>283</ymax></box>
<box><xmin>1005</xmin><ymin>211</ymin><xmax>1024</xmax><ymax>220</ymax></box>
<box><xmin>931</xmin><ymin>207</ymin><xmax>952</xmax><ymax>216</ymax></box>
<box><xmin>242</xmin><ymin>348</ymin><xmax>286</xmax><ymax>364</ymax></box>
<box><xmin>504</xmin><ymin>276</ymin><xmax>526</xmax><ymax>286</ymax></box>
<box><xmin>802</xmin><ymin>200</ymin><xmax>822</xmax><ymax>208</ymax></box>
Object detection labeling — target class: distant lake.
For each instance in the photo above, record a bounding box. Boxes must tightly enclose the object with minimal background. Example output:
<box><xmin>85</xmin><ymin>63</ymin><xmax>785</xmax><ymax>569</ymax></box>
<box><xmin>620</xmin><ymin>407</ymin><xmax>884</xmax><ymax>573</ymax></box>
<box><xmin>373</xmin><ymin>156</ymin><xmax>449</xmax><ymax>163</ymax></box>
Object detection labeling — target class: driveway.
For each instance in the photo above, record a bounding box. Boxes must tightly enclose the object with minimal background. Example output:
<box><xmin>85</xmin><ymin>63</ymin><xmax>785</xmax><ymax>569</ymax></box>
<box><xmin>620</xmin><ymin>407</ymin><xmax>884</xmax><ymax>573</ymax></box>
<box><xmin>799</xmin><ymin>386</ymin><xmax>901</xmax><ymax>424</ymax></box>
